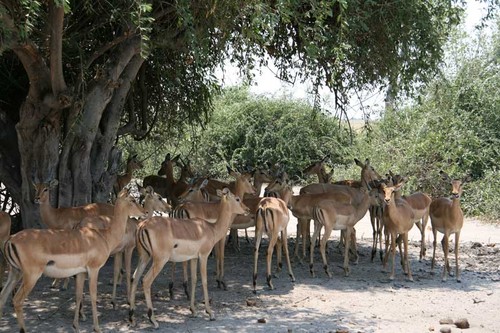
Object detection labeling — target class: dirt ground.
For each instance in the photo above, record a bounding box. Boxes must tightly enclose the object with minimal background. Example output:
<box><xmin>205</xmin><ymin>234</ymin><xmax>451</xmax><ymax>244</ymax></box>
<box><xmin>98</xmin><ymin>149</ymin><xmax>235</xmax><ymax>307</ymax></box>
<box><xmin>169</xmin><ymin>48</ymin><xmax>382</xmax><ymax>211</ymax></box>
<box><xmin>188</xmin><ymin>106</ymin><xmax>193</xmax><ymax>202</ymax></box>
<box><xmin>1</xmin><ymin>214</ymin><xmax>499</xmax><ymax>333</ymax></box>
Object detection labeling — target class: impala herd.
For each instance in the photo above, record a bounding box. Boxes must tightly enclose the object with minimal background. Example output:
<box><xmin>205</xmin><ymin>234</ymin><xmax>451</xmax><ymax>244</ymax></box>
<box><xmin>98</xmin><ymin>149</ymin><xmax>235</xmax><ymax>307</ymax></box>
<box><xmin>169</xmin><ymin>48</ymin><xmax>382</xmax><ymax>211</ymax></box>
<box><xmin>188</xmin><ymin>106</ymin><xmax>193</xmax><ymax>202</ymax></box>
<box><xmin>0</xmin><ymin>153</ymin><xmax>471</xmax><ymax>332</ymax></box>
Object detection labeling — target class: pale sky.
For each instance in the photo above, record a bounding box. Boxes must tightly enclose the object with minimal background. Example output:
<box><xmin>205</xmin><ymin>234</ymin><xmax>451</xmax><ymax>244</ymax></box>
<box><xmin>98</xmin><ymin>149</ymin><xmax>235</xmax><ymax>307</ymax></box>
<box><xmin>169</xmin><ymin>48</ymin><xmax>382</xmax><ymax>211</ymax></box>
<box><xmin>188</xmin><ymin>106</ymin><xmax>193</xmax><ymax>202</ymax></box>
<box><xmin>216</xmin><ymin>0</ymin><xmax>491</xmax><ymax>120</ymax></box>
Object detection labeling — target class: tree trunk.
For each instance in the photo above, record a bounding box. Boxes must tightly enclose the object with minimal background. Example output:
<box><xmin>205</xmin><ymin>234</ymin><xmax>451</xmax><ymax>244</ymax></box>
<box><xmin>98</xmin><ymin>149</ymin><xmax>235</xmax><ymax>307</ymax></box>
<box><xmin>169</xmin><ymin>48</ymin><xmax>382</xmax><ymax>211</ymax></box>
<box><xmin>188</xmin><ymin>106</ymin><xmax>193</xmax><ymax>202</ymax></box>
<box><xmin>16</xmin><ymin>99</ymin><xmax>61</xmax><ymax>229</ymax></box>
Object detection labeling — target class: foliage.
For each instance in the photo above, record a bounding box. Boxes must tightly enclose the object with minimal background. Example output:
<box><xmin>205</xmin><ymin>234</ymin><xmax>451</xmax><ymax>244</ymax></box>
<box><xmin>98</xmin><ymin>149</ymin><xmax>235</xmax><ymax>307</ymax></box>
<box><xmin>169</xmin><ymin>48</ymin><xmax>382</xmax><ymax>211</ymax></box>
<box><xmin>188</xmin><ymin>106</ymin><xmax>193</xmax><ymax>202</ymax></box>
<box><xmin>122</xmin><ymin>86</ymin><xmax>354</xmax><ymax>182</ymax></box>
<box><xmin>358</xmin><ymin>19</ymin><xmax>500</xmax><ymax>219</ymax></box>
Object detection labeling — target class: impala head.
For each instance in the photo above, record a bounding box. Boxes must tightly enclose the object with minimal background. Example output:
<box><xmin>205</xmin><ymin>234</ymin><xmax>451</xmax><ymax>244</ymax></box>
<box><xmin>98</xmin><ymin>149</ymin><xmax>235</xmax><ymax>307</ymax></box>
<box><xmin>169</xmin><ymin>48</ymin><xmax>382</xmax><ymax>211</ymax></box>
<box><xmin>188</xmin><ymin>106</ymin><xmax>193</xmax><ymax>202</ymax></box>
<box><xmin>143</xmin><ymin>189</ymin><xmax>172</xmax><ymax>215</ymax></box>
<box><xmin>440</xmin><ymin>171</ymin><xmax>470</xmax><ymax>199</ymax></box>
<box><xmin>253</xmin><ymin>167</ymin><xmax>273</xmax><ymax>183</ymax></box>
<box><xmin>157</xmin><ymin>153</ymin><xmax>180</xmax><ymax>176</ymax></box>
<box><xmin>33</xmin><ymin>179</ymin><xmax>59</xmax><ymax>204</ymax></box>
<box><xmin>116</xmin><ymin>188</ymin><xmax>148</xmax><ymax>218</ymax></box>
<box><xmin>177</xmin><ymin>178</ymin><xmax>209</xmax><ymax>203</ymax></box>
<box><xmin>380</xmin><ymin>183</ymin><xmax>402</xmax><ymax>204</ymax></box>
<box><xmin>355</xmin><ymin>158</ymin><xmax>382</xmax><ymax>189</ymax></box>
<box><xmin>217</xmin><ymin>188</ymin><xmax>250</xmax><ymax>216</ymax></box>
<box><xmin>302</xmin><ymin>156</ymin><xmax>333</xmax><ymax>182</ymax></box>
<box><xmin>179</xmin><ymin>158</ymin><xmax>195</xmax><ymax>179</ymax></box>
<box><xmin>229</xmin><ymin>167</ymin><xmax>257</xmax><ymax>196</ymax></box>
<box><xmin>127</xmin><ymin>154</ymin><xmax>143</xmax><ymax>171</ymax></box>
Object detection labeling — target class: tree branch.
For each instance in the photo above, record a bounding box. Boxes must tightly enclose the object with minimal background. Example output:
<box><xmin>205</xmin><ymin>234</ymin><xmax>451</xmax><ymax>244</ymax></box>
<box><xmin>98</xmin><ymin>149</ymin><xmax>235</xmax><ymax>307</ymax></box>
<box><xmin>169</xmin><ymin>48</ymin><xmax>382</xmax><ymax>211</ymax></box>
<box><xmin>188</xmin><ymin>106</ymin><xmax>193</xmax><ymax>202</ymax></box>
<box><xmin>48</xmin><ymin>0</ymin><xmax>67</xmax><ymax>95</ymax></box>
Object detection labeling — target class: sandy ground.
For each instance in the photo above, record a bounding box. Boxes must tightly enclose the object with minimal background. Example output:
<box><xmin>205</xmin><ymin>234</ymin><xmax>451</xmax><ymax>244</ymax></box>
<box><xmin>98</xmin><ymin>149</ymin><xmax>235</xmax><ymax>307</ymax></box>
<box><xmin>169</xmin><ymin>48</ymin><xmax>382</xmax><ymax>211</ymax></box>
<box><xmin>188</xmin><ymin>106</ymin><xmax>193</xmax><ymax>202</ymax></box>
<box><xmin>0</xmin><ymin>213</ymin><xmax>499</xmax><ymax>333</ymax></box>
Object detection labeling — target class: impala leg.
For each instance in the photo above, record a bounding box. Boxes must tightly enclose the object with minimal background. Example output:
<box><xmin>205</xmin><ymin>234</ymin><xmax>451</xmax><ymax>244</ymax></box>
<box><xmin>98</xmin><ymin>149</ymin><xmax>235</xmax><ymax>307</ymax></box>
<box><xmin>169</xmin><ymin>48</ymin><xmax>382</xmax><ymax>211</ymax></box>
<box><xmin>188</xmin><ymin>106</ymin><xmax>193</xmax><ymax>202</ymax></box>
<box><xmin>124</xmin><ymin>247</ymin><xmax>134</xmax><ymax>304</ymax></box>
<box><xmin>378</xmin><ymin>217</ymin><xmax>385</xmax><ymax>262</ymax></box>
<box><xmin>199</xmin><ymin>255</ymin><xmax>215</xmax><ymax>321</ymax></box>
<box><xmin>455</xmin><ymin>231</ymin><xmax>461</xmax><ymax>282</ymax></box>
<box><xmin>13</xmin><ymin>271</ymin><xmax>42</xmax><ymax>333</ymax></box>
<box><xmin>343</xmin><ymin>227</ymin><xmax>353</xmax><ymax>277</ymax></box>
<box><xmin>369</xmin><ymin>206</ymin><xmax>377</xmax><ymax>262</ymax></box>
<box><xmin>62</xmin><ymin>277</ymin><xmax>70</xmax><ymax>291</ymax></box>
<box><xmin>294</xmin><ymin>219</ymin><xmax>301</xmax><ymax>259</ymax></box>
<box><xmin>389</xmin><ymin>233</ymin><xmax>396</xmax><ymax>280</ymax></box>
<box><xmin>73</xmin><ymin>272</ymin><xmax>86</xmax><ymax>332</ymax></box>
<box><xmin>169</xmin><ymin>262</ymin><xmax>176</xmax><ymax>299</ymax></box>
<box><xmin>382</xmin><ymin>227</ymin><xmax>391</xmax><ymax>268</ymax></box>
<box><xmin>281</xmin><ymin>229</ymin><xmax>295</xmax><ymax>282</ymax></box>
<box><xmin>309</xmin><ymin>220</ymin><xmax>322</xmax><ymax>277</ymax></box>
<box><xmin>441</xmin><ymin>234</ymin><xmax>449</xmax><ymax>282</ymax></box>
<box><xmin>275</xmin><ymin>237</ymin><xmax>283</xmax><ymax>273</ymax></box>
<box><xmin>0</xmin><ymin>267</ymin><xmax>22</xmax><ymax>319</ymax></box>
<box><xmin>303</xmin><ymin>219</ymin><xmax>311</xmax><ymax>259</ymax></box>
<box><xmin>350</xmin><ymin>228</ymin><xmax>359</xmax><ymax>264</ymax></box>
<box><xmin>189</xmin><ymin>258</ymin><xmax>198</xmax><ymax>317</ymax></box>
<box><xmin>396</xmin><ymin>234</ymin><xmax>405</xmax><ymax>272</ymax></box>
<box><xmin>320</xmin><ymin>225</ymin><xmax>333</xmax><ymax>278</ymax></box>
<box><xmin>0</xmin><ymin>255</ymin><xmax>5</xmax><ymax>290</ymax></box>
<box><xmin>182</xmin><ymin>261</ymin><xmax>189</xmax><ymax>299</ymax></box>
<box><xmin>431</xmin><ymin>227</ymin><xmax>438</xmax><ymax>274</ymax></box>
<box><xmin>111</xmin><ymin>251</ymin><xmax>123</xmax><ymax>309</ymax></box>
<box><xmin>87</xmin><ymin>269</ymin><xmax>102</xmax><ymax>333</ymax></box>
<box><xmin>253</xmin><ymin>225</ymin><xmax>263</xmax><ymax>294</ymax></box>
<box><xmin>420</xmin><ymin>214</ymin><xmax>429</xmax><ymax>261</ymax></box>
<box><xmin>215</xmin><ymin>238</ymin><xmax>227</xmax><ymax>290</ymax></box>
<box><xmin>266</xmin><ymin>232</ymin><xmax>279</xmax><ymax>290</ymax></box>
<box><xmin>143</xmin><ymin>256</ymin><xmax>169</xmax><ymax>328</ymax></box>
<box><xmin>129</xmin><ymin>252</ymin><xmax>151</xmax><ymax>326</ymax></box>
<box><xmin>403</xmin><ymin>233</ymin><xmax>413</xmax><ymax>281</ymax></box>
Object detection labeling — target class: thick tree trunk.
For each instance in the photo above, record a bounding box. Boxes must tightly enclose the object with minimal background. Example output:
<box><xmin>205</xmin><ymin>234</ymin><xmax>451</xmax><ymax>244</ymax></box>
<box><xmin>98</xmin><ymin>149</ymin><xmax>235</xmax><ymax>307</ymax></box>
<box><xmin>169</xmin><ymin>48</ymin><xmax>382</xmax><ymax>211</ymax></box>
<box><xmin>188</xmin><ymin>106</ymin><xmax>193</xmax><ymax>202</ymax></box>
<box><xmin>16</xmin><ymin>100</ymin><xmax>61</xmax><ymax>229</ymax></box>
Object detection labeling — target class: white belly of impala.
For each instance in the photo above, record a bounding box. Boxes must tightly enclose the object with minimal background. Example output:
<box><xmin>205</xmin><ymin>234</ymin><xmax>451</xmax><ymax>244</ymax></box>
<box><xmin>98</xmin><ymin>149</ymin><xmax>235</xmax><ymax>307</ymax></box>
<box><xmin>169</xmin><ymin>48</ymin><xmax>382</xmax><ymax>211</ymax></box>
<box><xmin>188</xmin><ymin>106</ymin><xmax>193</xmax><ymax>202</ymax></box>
<box><xmin>43</xmin><ymin>254</ymin><xmax>88</xmax><ymax>278</ymax></box>
<box><xmin>331</xmin><ymin>215</ymin><xmax>351</xmax><ymax>230</ymax></box>
<box><xmin>170</xmin><ymin>240</ymin><xmax>203</xmax><ymax>262</ymax></box>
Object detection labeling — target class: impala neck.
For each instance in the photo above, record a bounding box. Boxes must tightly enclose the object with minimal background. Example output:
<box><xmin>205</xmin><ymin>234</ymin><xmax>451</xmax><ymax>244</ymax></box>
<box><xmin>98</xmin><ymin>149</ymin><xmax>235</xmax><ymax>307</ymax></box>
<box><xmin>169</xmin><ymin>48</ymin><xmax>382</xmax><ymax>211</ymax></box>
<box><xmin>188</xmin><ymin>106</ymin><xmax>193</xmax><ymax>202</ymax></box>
<box><xmin>102</xmin><ymin>198</ymin><xmax>132</xmax><ymax>251</ymax></box>
<box><xmin>213</xmin><ymin>198</ymin><xmax>238</xmax><ymax>240</ymax></box>
<box><xmin>38</xmin><ymin>193</ymin><xmax>59</xmax><ymax>228</ymax></box>
<box><xmin>353</xmin><ymin>189</ymin><xmax>374</xmax><ymax>220</ymax></box>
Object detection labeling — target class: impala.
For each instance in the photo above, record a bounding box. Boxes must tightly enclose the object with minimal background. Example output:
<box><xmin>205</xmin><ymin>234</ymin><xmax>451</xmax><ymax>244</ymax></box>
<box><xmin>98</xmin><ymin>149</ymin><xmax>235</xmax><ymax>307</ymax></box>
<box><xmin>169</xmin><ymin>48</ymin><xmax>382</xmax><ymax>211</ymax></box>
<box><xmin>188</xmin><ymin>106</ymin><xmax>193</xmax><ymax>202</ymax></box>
<box><xmin>34</xmin><ymin>179</ymin><xmax>115</xmax><ymax>289</ymax></box>
<box><xmin>128</xmin><ymin>188</ymin><xmax>250</xmax><ymax>328</ymax></box>
<box><xmin>169</xmin><ymin>158</ymin><xmax>196</xmax><ymax>206</ymax></box>
<box><xmin>142</xmin><ymin>153</ymin><xmax>180</xmax><ymax>200</ymax></box>
<box><xmin>253</xmin><ymin>183</ymin><xmax>295</xmax><ymax>293</ymax></box>
<box><xmin>173</xmin><ymin>170</ymin><xmax>256</xmax><ymax>290</ymax></box>
<box><xmin>297</xmin><ymin>158</ymin><xmax>381</xmax><ymax>260</ymax></box>
<box><xmin>34</xmin><ymin>179</ymin><xmax>115</xmax><ymax>230</ymax></box>
<box><xmin>380</xmin><ymin>183</ymin><xmax>415</xmax><ymax>281</ymax></box>
<box><xmin>390</xmin><ymin>172</ymin><xmax>432</xmax><ymax>261</ymax></box>
<box><xmin>75</xmin><ymin>185</ymin><xmax>170</xmax><ymax>309</ymax></box>
<box><xmin>175</xmin><ymin>178</ymin><xmax>210</xmax><ymax>205</ymax></box>
<box><xmin>309</xmin><ymin>185</ymin><xmax>380</xmax><ymax>277</ymax></box>
<box><xmin>113</xmin><ymin>154</ymin><xmax>143</xmax><ymax>198</ymax></box>
<box><xmin>0</xmin><ymin>211</ymin><xmax>11</xmax><ymax>289</ymax></box>
<box><xmin>0</xmin><ymin>189</ymin><xmax>146</xmax><ymax>333</ymax></box>
<box><xmin>430</xmin><ymin>171</ymin><xmax>469</xmax><ymax>282</ymax></box>
<box><xmin>302</xmin><ymin>156</ymin><xmax>334</xmax><ymax>183</ymax></box>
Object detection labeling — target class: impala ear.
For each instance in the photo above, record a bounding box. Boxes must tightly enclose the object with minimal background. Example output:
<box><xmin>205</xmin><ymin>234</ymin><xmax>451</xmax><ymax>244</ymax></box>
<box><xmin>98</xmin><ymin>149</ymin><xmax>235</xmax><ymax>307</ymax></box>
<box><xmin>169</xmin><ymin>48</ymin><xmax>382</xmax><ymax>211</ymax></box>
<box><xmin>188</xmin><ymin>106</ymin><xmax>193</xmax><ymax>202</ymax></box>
<box><xmin>462</xmin><ymin>174</ymin><xmax>472</xmax><ymax>184</ymax></box>
<box><xmin>49</xmin><ymin>179</ymin><xmax>59</xmax><ymax>188</ymax></box>
<box><xmin>439</xmin><ymin>170</ymin><xmax>451</xmax><ymax>181</ymax></box>
<box><xmin>354</xmin><ymin>158</ymin><xmax>363</xmax><ymax>167</ymax></box>
<box><xmin>200</xmin><ymin>178</ymin><xmax>209</xmax><ymax>188</ymax></box>
<box><xmin>118</xmin><ymin>188</ymin><xmax>129</xmax><ymax>198</ymax></box>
